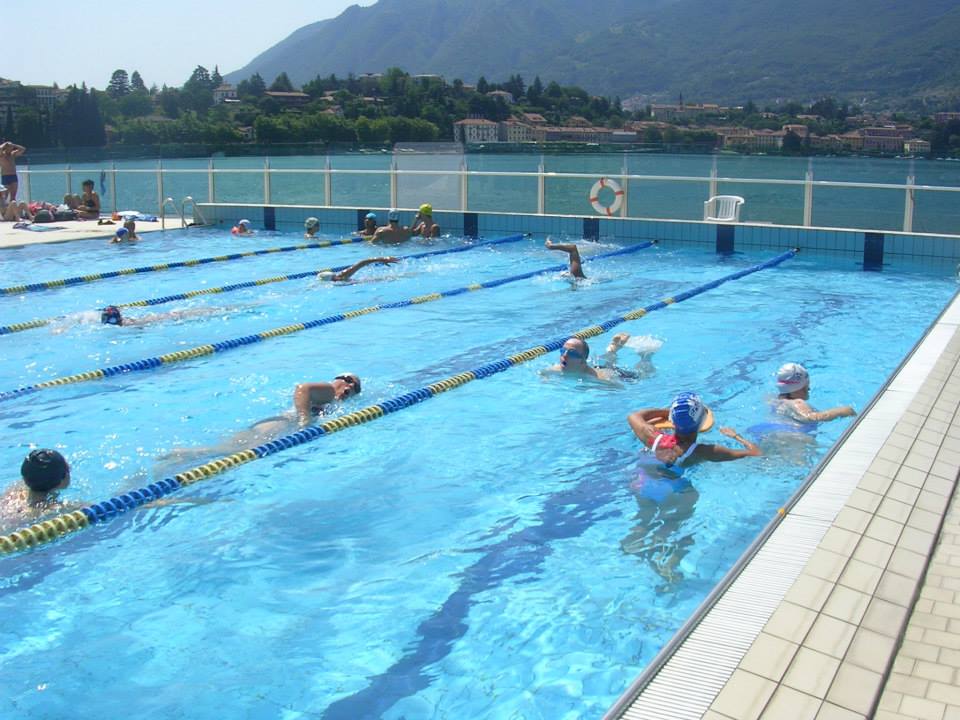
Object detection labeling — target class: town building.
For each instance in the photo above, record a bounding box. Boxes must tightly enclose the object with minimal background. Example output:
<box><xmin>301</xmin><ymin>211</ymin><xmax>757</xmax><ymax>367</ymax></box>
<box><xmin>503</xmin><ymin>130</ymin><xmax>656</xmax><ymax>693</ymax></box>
<box><xmin>453</xmin><ymin>118</ymin><xmax>499</xmax><ymax>143</ymax></box>
<box><xmin>498</xmin><ymin>120</ymin><xmax>534</xmax><ymax>142</ymax></box>
<box><xmin>486</xmin><ymin>90</ymin><xmax>514</xmax><ymax>104</ymax></box>
<box><xmin>213</xmin><ymin>84</ymin><xmax>237</xmax><ymax>104</ymax></box>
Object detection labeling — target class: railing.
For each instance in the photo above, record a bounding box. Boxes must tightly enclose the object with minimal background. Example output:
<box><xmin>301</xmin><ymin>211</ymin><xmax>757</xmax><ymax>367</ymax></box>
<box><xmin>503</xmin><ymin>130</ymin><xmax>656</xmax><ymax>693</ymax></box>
<box><xmin>158</xmin><ymin>196</ymin><xmax>184</xmax><ymax>231</ymax></box>
<box><xmin>15</xmin><ymin>160</ymin><xmax>960</xmax><ymax>235</ymax></box>
<box><xmin>181</xmin><ymin>196</ymin><xmax>207</xmax><ymax>227</ymax></box>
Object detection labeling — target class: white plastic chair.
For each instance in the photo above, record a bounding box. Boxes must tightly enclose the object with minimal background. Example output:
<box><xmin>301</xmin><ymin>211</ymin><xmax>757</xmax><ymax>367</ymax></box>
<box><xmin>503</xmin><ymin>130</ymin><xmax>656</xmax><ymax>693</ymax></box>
<box><xmin>703</xmin><ymin>195</ymin><xmax>745</xmax><ymax>222</ymax></box>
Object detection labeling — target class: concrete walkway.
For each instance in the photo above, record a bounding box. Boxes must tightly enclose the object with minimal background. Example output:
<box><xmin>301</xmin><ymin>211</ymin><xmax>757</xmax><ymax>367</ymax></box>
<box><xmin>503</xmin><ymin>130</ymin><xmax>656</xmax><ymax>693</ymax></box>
<box><xmin>0</xmin><ymin>217</ymin><xmax>186</xmax><ymax>249</ymax></box>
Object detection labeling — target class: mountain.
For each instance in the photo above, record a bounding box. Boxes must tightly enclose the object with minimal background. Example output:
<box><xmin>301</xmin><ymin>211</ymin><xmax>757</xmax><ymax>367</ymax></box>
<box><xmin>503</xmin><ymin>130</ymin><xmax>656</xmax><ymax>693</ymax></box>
<box><xmin>226</xmin><ymin>0</ymin><xmax>960</xmax><ymax>105</ymax></box>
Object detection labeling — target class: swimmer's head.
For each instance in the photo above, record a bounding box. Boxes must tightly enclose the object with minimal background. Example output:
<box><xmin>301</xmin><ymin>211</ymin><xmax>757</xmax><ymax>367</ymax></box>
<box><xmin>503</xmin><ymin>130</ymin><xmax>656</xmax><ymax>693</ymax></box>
<box><xmin>101</xmin><ymin>305</ymin><xmax>123</xmax><ymax>326</ymax></box>
<box><xmin>365</xmin><ymin>212</ymin><xmax>377</xmax><ymax>221</ymax></box>
<box><xmin>418</xmin><ymin>203</ymin><xmax>433</xmax><ymax>217</ymax></box>
<box><xmin>333</xmin><ymin>373</ymin><xmax>361</xmax><ymax>399</ymax></box>
<box><xmin>776</xmin><ymin>362</ymin><xmax>810</xmax><ymax>396</ymax></box>
<box><xmin>388</xmin><ymin>209</ymin><xmax>399</xmax><ymax>223</ymax></box>
<box><xmin>560</xmin><ymin>337</ymin><xmax>589</xmax><ymax>368</ymax></box>
<box><xmin>82</xmin><ymin>179</ymin><xmax>94</xmax><ymax>190</ymax></box>
<box><xmin>115</xmin><ymin>227</ymin><xmax>128</xmax><ymax>240</ymax></box>
<box><xmin>20</xmin><ymin>448</ymin><xmax>70</xmax><ymax>493</ymax></box>
<box><xmin>238</xmin><ymin>219</ymin><xmax>251</xmax><ymax>228</ymax></box>
<box><xmin>304</xmin><ymin>216</ymin><xmax>320</xmax><ymax>231</ymax></box>
<box><xmin>670</xmin><ymin>392</ymin><xmax>705</xmax><ymax>435</ymax></box>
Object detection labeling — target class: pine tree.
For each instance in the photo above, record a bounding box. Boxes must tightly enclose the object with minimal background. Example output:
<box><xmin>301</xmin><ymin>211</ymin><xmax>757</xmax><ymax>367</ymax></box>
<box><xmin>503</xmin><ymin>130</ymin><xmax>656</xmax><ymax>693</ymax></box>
<box><xmin>130</xmin><ymin>71</ymin><xmax>147</xmax><ymax>92</ymax></box>
<box><xmin>269</xmin><ymin>72</ymin><xmax>295</xmax><ymax>92</ymax></box>
<box><xmin>107</xmin><ymin>69</ymin><xmax>131</xmax><ymax>98</ymax></box>
<box><xmin>212</xmin><ymin>66</ymin><xmax>223</xmax><ymax>88</ymax></box>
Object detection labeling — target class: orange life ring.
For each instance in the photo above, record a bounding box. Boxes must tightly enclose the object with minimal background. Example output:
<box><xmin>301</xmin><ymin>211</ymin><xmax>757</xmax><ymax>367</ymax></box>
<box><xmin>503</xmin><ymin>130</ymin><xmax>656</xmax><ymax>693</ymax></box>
<box><xmin>589</xmin><ymin>177</ymin><xmax>624</xmax><ymax>216</ymax></box>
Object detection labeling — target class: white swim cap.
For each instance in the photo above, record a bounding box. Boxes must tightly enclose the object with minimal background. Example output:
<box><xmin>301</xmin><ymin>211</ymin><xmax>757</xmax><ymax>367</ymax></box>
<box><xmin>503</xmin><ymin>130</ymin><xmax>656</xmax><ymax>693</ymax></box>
<box><xmin>238</xmin><ymin>219</ymin><xmax>250</xmax><ymax>227</ymax></box>
<box><xmin>304</xmin><ymin>216</ymin><xmax>320</xmax><ymax>229</ymax></box>
<box><xmin>776</xmin><ymin>363</ymin><xmax>809</xmax><ymax>394</ymax></box>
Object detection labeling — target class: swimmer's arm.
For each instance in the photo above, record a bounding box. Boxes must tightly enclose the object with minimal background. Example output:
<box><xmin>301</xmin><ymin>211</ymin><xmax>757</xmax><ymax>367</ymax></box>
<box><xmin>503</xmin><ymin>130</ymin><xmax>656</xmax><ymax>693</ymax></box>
<box><xmin>790</xmin><ymin>400</ymin><xmax>856</xmax><ymax>423</ymax></box>
<box><xmin>332</xmin><ymin>256</ymin><xmax>398</xmax><ymax>281</ymax></box>
<box><xmin>628</xmin><ymin>408</ymin><xmax>670</xmax><ymax>446</ymax></box>
<box><xmin>293</xmin><ymin>382</ymin><xmax>335</xmax><ymax>424</ymax></box>
<box><xmin>706</xmin><ymin>427</ymin><xmax>762</xmax><ymax>460</ymax></box>
<box><xmin>6</xmin><ymin>142</ymin><xmax>26</xmax><ymax>156</ymax></box>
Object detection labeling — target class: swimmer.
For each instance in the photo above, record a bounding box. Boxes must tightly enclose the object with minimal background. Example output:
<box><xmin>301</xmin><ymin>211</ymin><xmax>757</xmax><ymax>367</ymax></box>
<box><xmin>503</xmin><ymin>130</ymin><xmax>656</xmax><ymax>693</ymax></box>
<box><xmin>628</xmin><ymin>392</ymin><xmax>760</xmax><ymax>468</ymax></box>
<box><xmin>542</xmin><ymin>337</ymin><xmax>619</xmax><ymax>384</ymax></box>
<box><xmin>771</xmin><ymin>363</ymin><xmax>856</xmax><ymax>425</ymax></box>
<box><xmin>156</xmin><ymin>374</ymin><xmax>362</xmax><ymax>467</ymax></box>
<box><xmin>544</xmin><ymin>238</ymin><xmax>585</xmax><ymax>279</ymax></box>
<box><xmin>110</xmin><ymin>227</ymin><xmax>136</xmax><ymax>243</ymax></box>
<box><xmin>371</xmin><ymin>210</ymin><xmax>414</xmax><ymax>244</ymax></box>
<box><xmin>0</xmin><ymin>449</ymin><xmax>73</xmax><ymax>529</ymax></box>
<box><xmin>360</xmin><ymin>212</ymin><xmax>379</xmax><ymax>238</ymax></box>
<box><xmin>317</xmin><ymin>256</ymin><xmax>400</xmax><ymax>283</ymax></box>
<box><xmin>304</xmin><ymin>216</ymin><xmax>320</xmax><ymax>238</ymax></box>
<box><xmin>231</xmin><ymin>219</ymin><xmax>254</xmax><ymax>236</ymax></box>
<box><xmin>0</xmin><ymin>141</ymin><xmax>26</xmax><ymax>201</ymax></box>
<box><xmin>123</xmin><ymin>219</ymin><xmax>139</xmax><ymax>240</ymax></box>
<box><xmin>411</xmin><ymin>204</ymin><xmax>441</xmax><ymax>238</ymax></box>
<box><xmin>98</xmin><ymin>304</ymin><xmax>229</xmax><ymax>328</ymax></box>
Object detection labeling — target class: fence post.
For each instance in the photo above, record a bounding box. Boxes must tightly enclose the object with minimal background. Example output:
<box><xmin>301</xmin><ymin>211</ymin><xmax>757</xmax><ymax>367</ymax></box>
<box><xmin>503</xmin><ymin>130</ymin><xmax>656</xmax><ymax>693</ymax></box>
<box><xmin>110</xmin><ymin>162</ymin><xmax>118</xmax><ymax>214</ymax></box>
<box><xmin>263</xmin><ymin>156</ymin><xmax>271</xmax><ymax>205</ymax></box>
<box><xmin>460</xmin><ymin>158</ymin><xmax>468</xmax><ymax>211</ymax></box>
<box><xmin>903</xmin><ymin>174</ymin><xmax>915</xmax><ymax>233</ymax></box>
<box><xmin>324</xmin><ymin>155</ymin><xmax>332</xmax><ymax>207</ymax></box>
<box><xmin>156</xmin><ymin>160</ymin><xmax>163</xmax><ymax>216</ymax></box>
<box><xmin>65</xmin><ymin>164</ymin><xmax>73</xmax><ymax>197</ymax></box>
<box><xmin>803</xmin><ymin>162</ymin><xmax>814</xmax><ymax>227</ymax></box>
<box><xmin>208</xmin><ymin>158</ymin><xmax>215</xmax><ymax>204</ymax></box>
<box><xmin>620</xmin><ymin>154</ymin><xmax>629</xmax><ymax>218</ymax></box>
<box><xmin>23</xmin><ymin>165</ymin><xmax>31</xmax><ymax>203</ymax></box>
<box><xmin>537</xmin><ymin>155</ymin><xmax>545</xmax><ymax>215</ymax></box>
<box><xmin>709</xmin><ymin>156</ymin><xmax>718</xmax><ymax>201</ymax></box>
<box><xmin>390</xmin><ymin>159</ymin><xmax>398</xmax><ymax>210</ymax></box>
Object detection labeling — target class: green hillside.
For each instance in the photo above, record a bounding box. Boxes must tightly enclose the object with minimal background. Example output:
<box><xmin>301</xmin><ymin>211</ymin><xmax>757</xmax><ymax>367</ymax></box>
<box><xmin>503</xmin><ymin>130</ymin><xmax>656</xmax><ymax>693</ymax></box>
<box><xmin>226</xmin><ymin>0</ymin><xmax>960</xmax><ymax>105</ymax></box>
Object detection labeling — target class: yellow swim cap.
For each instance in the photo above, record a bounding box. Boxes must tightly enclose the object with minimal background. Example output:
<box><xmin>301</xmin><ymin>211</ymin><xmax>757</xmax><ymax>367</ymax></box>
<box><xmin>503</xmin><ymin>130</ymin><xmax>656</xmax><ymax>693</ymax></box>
<box><xmin>419</xmin><ymin>203</ymin><xmax>433</xmax><ymax>216</ymax></box>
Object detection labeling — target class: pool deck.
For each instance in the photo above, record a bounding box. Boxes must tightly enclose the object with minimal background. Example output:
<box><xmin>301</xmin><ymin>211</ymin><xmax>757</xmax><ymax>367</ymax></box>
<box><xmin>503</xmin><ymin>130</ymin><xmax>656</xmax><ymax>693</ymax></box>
<box><xmin>613</xmin><ymin>290</ymin><xmax>960</xmax><ymax>720</ymax></box>
<box><xmin>0</xmin><ymin>217</ymin><xmax>187</xmax><ymax>249</ymax></box>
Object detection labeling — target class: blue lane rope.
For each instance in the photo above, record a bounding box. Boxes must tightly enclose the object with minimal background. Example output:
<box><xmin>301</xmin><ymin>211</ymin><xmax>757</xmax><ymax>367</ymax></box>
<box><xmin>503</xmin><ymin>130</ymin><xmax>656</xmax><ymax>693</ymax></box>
<box><xmin>0</xmin><ymin>241</ymin><xmax>656</xmax><ymax>403</ymax></box>
<box><xmin>0</xmin><ymin>233</ymin><xmax>532</xmax><ymax>336</ymax></box>
<box><xmin>0</xmin><ymin>249</ymin><xmax>798</xmax><ymax>555</ymax></box>
<box><xmin>0</xmin><ymin>236</ymin><xmax>376</xmax><ymax>298</ymax></box>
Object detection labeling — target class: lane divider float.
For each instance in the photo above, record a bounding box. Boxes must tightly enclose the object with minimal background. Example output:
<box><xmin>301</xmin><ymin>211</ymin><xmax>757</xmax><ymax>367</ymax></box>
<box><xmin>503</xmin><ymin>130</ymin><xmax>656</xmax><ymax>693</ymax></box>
<box><xmin>0</xmin><ymin>241</ymin><xmax>657</xmax><ymax>403</ymax></box>
<box><xmin>0</xmin><ymin>249</ymin><xmax>798</xmax><ymax>556</ymax></box>
<box><xmin>0</xmin><ymin>233</ymin><xmax>532</xmax><ymax>336</ymax></box>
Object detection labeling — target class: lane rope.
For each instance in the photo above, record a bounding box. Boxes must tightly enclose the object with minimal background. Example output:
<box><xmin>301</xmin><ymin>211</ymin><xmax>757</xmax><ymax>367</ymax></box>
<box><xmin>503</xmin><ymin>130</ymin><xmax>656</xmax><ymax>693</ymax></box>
<box><xmin>0</xmin><ymin>241</ymin><xmax>656</xmax><ymax>403</ymax></box>
<box><xmin>0</xmin><ymin>249</ymin><xmax>798</xmax><ymax>555</ymax></box>
<box><xmin>0</xmin><ymin>236</ymin><xmax>371</xmax><ymax>298</ymax></box>
<box><xmin>0</xmin><ymin>233</ymin><xmax>532</xmax><ymax>336</ymax></box>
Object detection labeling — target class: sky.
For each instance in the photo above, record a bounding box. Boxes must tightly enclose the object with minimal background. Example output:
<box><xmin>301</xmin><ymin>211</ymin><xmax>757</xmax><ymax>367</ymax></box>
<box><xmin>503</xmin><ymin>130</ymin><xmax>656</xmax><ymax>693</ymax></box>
<box><xmin>6</xmin><ymin>0</ymin><xmax>374</xmax><ymax>89</ymax></box>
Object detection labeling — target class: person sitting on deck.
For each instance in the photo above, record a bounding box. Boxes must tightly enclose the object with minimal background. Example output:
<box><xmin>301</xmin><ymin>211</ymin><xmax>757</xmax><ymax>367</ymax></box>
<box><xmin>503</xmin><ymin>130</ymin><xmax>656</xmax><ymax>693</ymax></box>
<box><xmin>74</xmin><ymin>179</ymin><xmax>101</xmax><ymax>220</ymax></box>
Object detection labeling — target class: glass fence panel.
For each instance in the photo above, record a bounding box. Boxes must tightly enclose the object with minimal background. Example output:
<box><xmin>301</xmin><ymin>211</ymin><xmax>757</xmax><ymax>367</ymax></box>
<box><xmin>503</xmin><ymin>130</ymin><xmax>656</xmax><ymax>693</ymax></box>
<box><xmin>717</xmin><ymin>181</ymin><xmax>804</xmax><ymax>226</ymax></box>
<box><xmin>544</xmin><ymin>175</ymin><xmax>605</xmax><ymax>216</ymax></box>
<box><xmin>332</xmin><ymin>172</ymin><xmax>390</xmax><ymax>209</ymax></box>
<box><xmin>627</xmin><ymin>179</ymin><xmax>706</xmax><ymax>221</ymax></box>
<box><xmin>212</xmin><ymin>170</ymin><xmax>264</xmax><ymax>206</ymax></box>
<box><xmin>23</xmin><ymin>171</ymin><xmax>68</xmax><ymax>206</ymax></box>
<box><xmin>912</xmin><ymin>189</ymin><xmax>960</xmax><ymax>236</ymax></box>
<box><xmin>467</xmin><ymin>175</ymin><xmax>538</xmax><ymax>214</ymax></box>
<box><xmin>158</xmin><ymin>171</ymin><xmax>210</xmax><ymax>215</ymax></box>
<box><xmin>269</xmin><ymin>172</ymin><xmax>327</xmax><ymax>206</ymax></box>
<box><xmin>112</xmin><ymin>172</ymin><xmax>157</xmax><ymax>213</ymax></box>
<box><xmin>811</xmin><ymin>186</ymin><xmax>904</xmax><ymax>232</ymax></box>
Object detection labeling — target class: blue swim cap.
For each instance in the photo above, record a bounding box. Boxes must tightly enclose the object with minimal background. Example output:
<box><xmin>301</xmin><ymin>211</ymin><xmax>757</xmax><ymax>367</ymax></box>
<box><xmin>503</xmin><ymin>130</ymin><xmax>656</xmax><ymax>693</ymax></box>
<box><xmin>365</xmin><ymin>212</ymin><xmax>377</xmax><ymax>221</ymax></box>
<box><xmin>115</xmin><ymin>227</ymin><xmax>128</xmax><ymax>238</ymax></box>
<box><xmin>670</xmin><ymin>392</ymin><xmax>705</xmax><ymax>434</ymax></box>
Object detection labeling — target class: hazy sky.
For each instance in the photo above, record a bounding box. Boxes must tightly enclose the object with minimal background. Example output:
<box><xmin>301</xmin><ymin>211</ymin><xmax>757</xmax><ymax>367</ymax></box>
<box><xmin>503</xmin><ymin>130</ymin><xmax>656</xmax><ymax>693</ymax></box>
<box><xmin>6</xmin><ymin>0</ymin><xmax>374</xmax><ymax>89</ymax></box>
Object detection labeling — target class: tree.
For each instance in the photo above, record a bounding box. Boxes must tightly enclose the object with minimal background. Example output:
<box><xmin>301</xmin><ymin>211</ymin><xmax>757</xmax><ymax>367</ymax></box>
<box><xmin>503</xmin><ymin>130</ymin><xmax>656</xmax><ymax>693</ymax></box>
<box><xmin>528</xmin><ymin>76</ymin><xmax>544</xmax><ymax>103</ymax></box>
<box><xmin>158</xmin><ymin>85</ymin><xmax>181</xmax><ymax>118</ymax></box>
<box><xmin>237</xmin><ymin>73</ymin><xmax>267</xmax><ymax>99</ymax></box>
<box><xmin>188</xmin><ymin>66</ymin><xmax>213</xmax><ymax>89</ymax></box>
<box><xmin>476</xmin><ymin>76</ymin><xmax>489</xmax><ymax>94</ymax></box>
<box><xmin>119</xmin><ymin>92</ymin><xmax>154</xmax><ymax>118</ymax></box>
<box><xmin>107</xmin><ymin>69</ymin><xmax>131</xmax><ymax>98</ymax></box>
<box><xmin>211</xmin><ymin>66</ymin><xmax>223</xmax><ymax>88</ymax></box>
<box><xmin>130</xmin><ymin>71</ymin><xmax>146</xmax><ymax>93</ymax></box>
<box><xmin>781</xmin><ymin>130</ymin><xmax>804</xmax><ymax>155</ymax></box>
<box><xmin>269</xmin><ymin>72</ymin><xmax>295</xmax><ymax>92</ymax></box>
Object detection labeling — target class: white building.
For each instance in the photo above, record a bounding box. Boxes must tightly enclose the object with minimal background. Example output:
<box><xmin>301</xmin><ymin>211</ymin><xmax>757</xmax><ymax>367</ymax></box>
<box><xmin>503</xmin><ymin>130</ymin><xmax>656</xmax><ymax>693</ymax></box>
<box><xmin>213</xmin><ymin>84</ymin><xmax>238</xmax><ymax>104</ymax></box>
<box><xmin>454</xmin><ymin>119</ymin><xmax>499</xmax><ymax>143</ymax></box>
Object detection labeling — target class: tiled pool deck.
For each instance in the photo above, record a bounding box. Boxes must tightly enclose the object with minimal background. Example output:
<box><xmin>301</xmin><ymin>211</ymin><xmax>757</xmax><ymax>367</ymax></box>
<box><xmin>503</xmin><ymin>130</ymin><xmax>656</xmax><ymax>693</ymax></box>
<box><xmin>613</xmin><ymin>291</ymin><xmax>960</xmax><ymax>720</ymax></box>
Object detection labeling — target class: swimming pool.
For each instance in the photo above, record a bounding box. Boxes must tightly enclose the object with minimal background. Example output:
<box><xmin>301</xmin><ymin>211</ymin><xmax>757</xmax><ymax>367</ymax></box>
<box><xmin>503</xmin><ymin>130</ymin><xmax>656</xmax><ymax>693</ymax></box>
<box><xmin>0</xmin><ymin>228</ymin><xmax>956</xmax><ymax>718</ymax></box>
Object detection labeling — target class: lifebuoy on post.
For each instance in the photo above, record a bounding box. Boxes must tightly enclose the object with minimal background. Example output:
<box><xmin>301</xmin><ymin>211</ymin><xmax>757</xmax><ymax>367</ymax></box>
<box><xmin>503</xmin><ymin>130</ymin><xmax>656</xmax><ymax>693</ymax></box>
<box><xmin>589</xmin><ymin>177</ymin><xmax>624</xmax><ymax>216</ymax></box>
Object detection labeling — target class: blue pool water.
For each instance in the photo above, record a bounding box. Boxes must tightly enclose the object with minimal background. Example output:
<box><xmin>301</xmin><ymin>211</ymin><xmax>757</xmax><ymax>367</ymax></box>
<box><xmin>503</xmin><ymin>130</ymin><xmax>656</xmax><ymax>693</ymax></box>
<box><xmin>0</xmin><ymin>228</ymin><xmax>956</xmax><ymax>718</ymax></box>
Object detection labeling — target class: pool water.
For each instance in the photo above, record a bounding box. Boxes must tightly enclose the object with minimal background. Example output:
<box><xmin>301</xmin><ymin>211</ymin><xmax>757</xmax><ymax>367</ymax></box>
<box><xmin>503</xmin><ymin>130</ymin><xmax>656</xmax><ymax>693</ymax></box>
<box><xmin>0</xmin><ymin>228</ymin><xmax>956</xmax><ymax>719</ymax></box>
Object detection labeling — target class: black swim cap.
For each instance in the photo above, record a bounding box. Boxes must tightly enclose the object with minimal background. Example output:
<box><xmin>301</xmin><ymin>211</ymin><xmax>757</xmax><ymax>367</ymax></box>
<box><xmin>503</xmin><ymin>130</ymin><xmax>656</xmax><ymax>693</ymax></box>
<box><xmin>20</xmin><ymin>449</ymin><xmax>69</xmax><ymax>492</ymax></box>
<box><xmin>101</xmin><ymin>306</ymin><xmax>122</xmax><ymax>325</ymax></box>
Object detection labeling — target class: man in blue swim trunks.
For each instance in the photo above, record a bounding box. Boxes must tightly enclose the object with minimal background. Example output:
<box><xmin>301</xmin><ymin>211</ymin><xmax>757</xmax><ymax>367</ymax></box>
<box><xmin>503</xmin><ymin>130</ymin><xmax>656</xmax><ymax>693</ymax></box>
<box><xmin>0</xmin><ymin>141</ymin><xmax>26</xmax><ymax>201</ymax></box>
